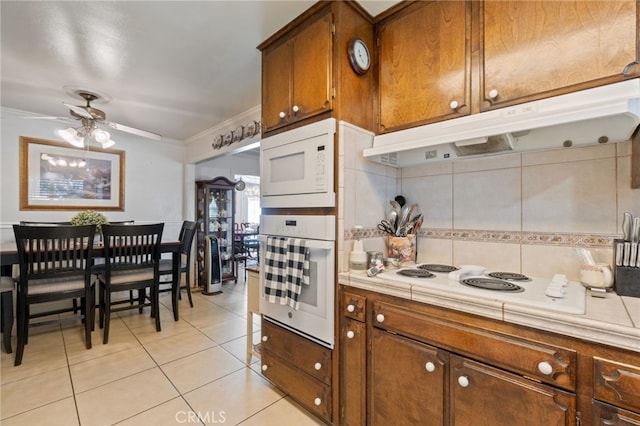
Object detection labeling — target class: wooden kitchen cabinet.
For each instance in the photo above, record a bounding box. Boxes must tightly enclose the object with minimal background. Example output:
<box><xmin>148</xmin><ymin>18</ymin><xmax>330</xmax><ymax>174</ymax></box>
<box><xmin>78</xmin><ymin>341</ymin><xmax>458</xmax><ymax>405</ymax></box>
<box><xmin>450</xmin><ymin>354</ymin><xmax>575</xmax><ymax>425</ymax></box>
<box><xmin>369</xmin><ymin>328</ymin><xmax>447</xmax><ymax>425</ymax></box>
<box><xmin>261</xmin><ymin>11</ymin><xmax>333</xmax><ymax>133</ymax></box>
<box><xmin>338</xmin><ymin>285</ymin><xmax>640</xmax><ymax>425</ymax></box>
<box><xmin>593</xmin><ymin>357</ymin><xmax>640</xmax><ymax>423</ymax></box>
<box><xmin>339</xmin><ymin>290</ymin><xmax>367</xmax><ymax>426</ymax></box>
<box><xmin>260</xmin><ymin>318</ymin><xmax>332</xmax><ymax>423</ymax></box>
<box><xmin>377</xmin><ymin>0</ymin><xmax>471</xmax><ymax>133</ymax></box>
<box><xmin>480</xmin><ymin>0</ymin><xmax>639</xmax><ymax>111</ymax></box>
<box><xmin>375</xmin><ymin>0</ymin><xmax>639</xmax><ymax>132</ymax></box>
<box><xmin>593</xmin><ymin>400</ymin><xmax>640</xmax><ymax>425</ymax></box>
<box><xmin>259</xmin><ymin>1</ymin><xmax>375</xmax><ymax>136</ymax></box>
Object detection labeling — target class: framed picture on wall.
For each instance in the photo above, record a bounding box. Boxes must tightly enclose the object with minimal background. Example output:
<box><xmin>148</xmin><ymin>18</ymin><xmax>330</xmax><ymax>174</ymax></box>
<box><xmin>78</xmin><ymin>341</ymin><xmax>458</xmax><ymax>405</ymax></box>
<box><xmin>19</xmin><ymin>136</ymin><xmax>125</xmax><ymax>211</ymax></box>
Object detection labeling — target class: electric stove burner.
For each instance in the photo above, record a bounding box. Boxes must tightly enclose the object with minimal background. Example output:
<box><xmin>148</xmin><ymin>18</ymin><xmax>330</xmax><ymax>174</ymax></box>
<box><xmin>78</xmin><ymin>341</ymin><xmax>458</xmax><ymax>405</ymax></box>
<box><xmin>460</xmin><ymin>278</ymin><xmax>524</xmax><ymax>292</ymax></box>
<box><xmin>418</xmin><ymin>264</ymin><xmax>459</xmax><ymax>273</ymax></box>
<box><xmin>397</xmin><ymin>269</ymin><xmax>435</xmax><ymax>278</ymax></box>
<box><xmin>488</xmin><ymin>272</ymin><xmax>530</xmax><ymax>281</ymax></box>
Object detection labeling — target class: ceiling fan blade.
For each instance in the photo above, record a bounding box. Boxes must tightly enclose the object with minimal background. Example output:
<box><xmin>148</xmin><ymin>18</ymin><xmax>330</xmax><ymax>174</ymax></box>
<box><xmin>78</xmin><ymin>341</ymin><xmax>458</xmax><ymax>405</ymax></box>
<box><xmin>4</xmin><ymin>115</ymin><xmax>70</xmax><ymax>120</ymax></box>
<box><xmin>104</xmin><ymin>121</ymin><xmax>162</xmax><ymax>141</ymax></box>
<box><xmin>62</xmin><ymin>102</ymin><xmax>94</xmax><ymax>119</ymax></box>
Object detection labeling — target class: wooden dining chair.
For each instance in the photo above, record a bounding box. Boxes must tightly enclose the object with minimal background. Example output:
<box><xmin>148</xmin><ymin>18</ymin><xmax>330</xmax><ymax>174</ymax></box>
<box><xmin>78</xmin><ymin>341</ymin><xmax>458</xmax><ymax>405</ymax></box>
<box><xmin>98</xmin><ymin>223</ymin><xmax>164</xmax><ymax>344</ymax></box>
<box><xmin>158</xmin><ymin>220</ymin><xmax>197</xmax><ymax>308</ymax></box>
<box><xmin>12</xmin><ymin>224</ymin><xmax>97</xmax><ymax>366</ymax></box>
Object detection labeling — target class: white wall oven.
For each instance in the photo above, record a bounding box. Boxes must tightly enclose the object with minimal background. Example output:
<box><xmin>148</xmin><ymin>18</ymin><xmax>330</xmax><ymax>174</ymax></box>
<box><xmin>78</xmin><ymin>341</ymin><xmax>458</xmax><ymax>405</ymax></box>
<box><xmin>258</xmin><ymin>215</ymin><xmax>335</xmax><ymax>348</ymax></box>
<box><xmin>260</xmin><ymin>118</ymin><xmax>335</xmax><ymax>208</ymax></box>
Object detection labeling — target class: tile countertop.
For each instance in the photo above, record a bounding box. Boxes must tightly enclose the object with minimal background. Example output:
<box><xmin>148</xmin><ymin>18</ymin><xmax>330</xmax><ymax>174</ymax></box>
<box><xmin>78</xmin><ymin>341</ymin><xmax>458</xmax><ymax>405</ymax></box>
<box><xmin>338</xmin><ymin>271</ymin><xmax>640</xmax><ymax>353</ymax></box>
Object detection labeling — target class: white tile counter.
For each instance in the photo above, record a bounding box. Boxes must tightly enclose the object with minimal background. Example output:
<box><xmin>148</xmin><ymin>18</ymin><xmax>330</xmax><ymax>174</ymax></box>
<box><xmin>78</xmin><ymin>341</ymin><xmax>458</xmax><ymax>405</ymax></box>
<box><xmin>339</xmin><ymin>271</ymin><xmax>640</xmax><ymax>352</ymax></box>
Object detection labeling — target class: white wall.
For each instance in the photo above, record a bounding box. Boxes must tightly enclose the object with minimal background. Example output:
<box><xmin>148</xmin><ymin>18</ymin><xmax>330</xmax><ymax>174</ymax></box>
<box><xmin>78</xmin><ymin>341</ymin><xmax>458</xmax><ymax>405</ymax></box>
<box><xmin>340</xmin><ymin>122</ymin><xmax>640</xmax><ymax>282</ymax></box>
<box><xmin>0</xmin><ymin>110</ymin><xmax>187</xmax><ymax>243</ymax></box>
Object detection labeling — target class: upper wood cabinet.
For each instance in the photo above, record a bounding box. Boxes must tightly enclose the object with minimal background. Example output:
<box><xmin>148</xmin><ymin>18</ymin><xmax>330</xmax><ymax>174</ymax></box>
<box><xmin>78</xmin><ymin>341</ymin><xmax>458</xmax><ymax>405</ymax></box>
<box><xmin>377</xmin><ymin>1</ymin><xmax>471</xmax><ymax>133</ymax></box>
<box><xmin>259</xmin><ymin>2</ymin><xmax>375</xmax><ymax>137</ymax></box>
<box><xmin>261</xmin><ymin>11</ymin><xmax>333</xmax><ymax>133</ymax></box>
<box><xmin>375</xmin><ymin>0</ymin><xmax>639</xmax><ymax>133</ymax></box>
<box><xmin>480</xmin><ymin>0</ymin><xmax>639</xmax><ymax>111</ymax></box>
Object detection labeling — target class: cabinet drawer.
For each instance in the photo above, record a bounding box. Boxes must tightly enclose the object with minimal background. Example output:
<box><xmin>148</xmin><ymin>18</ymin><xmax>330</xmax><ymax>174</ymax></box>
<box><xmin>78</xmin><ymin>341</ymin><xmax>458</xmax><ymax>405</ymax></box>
<box><xmin>261</xmin><ymin>318</ymin><xmax>331</xmax><ymax>384</ymax></box>
<box><xmin>592</xmin><ymin>400</ymin><xmax>640</xmax><ymax>425</ymax></box>
<box><xmin>261</xmin><ymin>349</ymin><xmax>331</xmax><ymax>423</ymax></box>
<box><xmin>372</xmin><ymin>301</ymin><xmax>576</xmax><ymax>391</ymax></box>
<box><xmin>343</xmin><ymin>291</ymin><xmax>365</xmax><ymax>322</ymax></box>
<box><xmin>594</xmin><ymin>357</ymin><xmax>640</xmax><ymax>413</ymax></box>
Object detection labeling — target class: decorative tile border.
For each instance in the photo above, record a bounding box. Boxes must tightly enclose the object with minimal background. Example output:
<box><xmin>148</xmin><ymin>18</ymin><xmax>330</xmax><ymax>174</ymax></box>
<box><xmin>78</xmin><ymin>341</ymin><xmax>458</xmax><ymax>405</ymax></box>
<box><xmin>346</xmin><ymin>227</ymin><xmax>617</xmax><ymax>248</ymax></box>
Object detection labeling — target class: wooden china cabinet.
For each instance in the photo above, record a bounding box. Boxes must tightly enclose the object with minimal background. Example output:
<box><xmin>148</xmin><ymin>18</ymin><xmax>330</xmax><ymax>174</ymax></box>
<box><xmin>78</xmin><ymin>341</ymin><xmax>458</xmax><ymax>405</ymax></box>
<box><xmin>195</xmin><ymin>177</ymin><xmax>237</xmax><ymax>288</ymax></box>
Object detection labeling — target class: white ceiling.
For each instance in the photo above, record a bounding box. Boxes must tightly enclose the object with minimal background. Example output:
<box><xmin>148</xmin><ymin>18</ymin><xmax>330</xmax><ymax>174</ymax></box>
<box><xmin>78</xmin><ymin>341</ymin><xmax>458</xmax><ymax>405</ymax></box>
<box><xmin>1</xmin><ymin>1</ymin><xmax>397</xmax><ymax>143</ymax></box>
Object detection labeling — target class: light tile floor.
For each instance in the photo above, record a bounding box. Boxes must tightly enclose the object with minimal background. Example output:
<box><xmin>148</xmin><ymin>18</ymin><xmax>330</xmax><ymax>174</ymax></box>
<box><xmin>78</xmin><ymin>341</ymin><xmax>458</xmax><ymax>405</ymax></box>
<box><xmin>0</xmin><ymin>271</ymin><xmax>325</xmax><ymax>426</ymax></box>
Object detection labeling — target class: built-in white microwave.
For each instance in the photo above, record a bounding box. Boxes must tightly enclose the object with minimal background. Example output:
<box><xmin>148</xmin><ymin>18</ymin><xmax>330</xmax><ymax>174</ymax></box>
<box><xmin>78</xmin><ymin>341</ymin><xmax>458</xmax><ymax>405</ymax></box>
<box><xmin>260</xmin><ymin>118</ymin><xmax>335</xmax><ymax>208</ymax></box>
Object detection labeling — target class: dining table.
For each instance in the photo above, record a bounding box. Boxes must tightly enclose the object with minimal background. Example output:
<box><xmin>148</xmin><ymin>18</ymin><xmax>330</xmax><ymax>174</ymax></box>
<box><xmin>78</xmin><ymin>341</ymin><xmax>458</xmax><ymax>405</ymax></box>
<box><xmin>0</xmin><ymin>239</ymin><xmax>182</xmax><ymax>354</ymax></box>
<box><xmin>236</xmin><ymin>230</ymin><xmax>260</xmax><ymax>259</ymax></box>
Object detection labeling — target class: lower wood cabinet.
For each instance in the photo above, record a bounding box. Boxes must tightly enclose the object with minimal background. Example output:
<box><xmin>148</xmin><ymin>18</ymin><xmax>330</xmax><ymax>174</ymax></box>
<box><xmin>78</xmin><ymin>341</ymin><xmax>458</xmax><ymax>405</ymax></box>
<box><xmin>260</xmin><ymin>318</ymin><xmax>332</xmax><ymax>423</ymax></box>
<box><xmin>338</xmin><ymin>285</ymin><xmax>640</xmax><ymax>425</ymax></box>
<box><xmin>592</xmin><ymin>400</ymin><xmax>640</xmax><ymax>426</ymax></box>
<box><xmin>450</xmin><ymin>355</ymin><xmax>575</xmax><ymax>425</ymax></box>
<box><xmin>369</xmin><ymin>328</ymin><xmax>447</xmax><ymax>425</ymax></box>
<box><xmin>340</xmin><ymin>317</ymin><xmax>366</xmax><ymax>426</ymax></box>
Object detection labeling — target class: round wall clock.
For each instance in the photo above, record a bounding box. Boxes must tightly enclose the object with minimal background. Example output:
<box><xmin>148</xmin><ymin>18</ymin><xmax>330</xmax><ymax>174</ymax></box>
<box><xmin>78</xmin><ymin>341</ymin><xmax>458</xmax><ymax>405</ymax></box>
<box><xmin>347</xmin><ymin>38</ymin><xmax>371</xmax><ymax>75</ymax></box>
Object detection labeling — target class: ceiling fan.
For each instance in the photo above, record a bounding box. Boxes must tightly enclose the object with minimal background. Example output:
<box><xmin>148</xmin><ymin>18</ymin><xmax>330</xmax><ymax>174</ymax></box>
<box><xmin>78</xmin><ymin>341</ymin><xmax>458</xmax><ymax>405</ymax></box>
<box><xmin>23</xmin><ymin>89</ymin><xmax>162</xmax><ymax>148</ymax></box>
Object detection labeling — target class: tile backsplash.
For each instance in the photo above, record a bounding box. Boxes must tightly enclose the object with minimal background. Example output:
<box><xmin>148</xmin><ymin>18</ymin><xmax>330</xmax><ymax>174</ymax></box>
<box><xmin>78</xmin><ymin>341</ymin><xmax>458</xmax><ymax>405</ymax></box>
<box><xmin>338</xmin><ymin>122</ymin><xmax>639</xmax><ymax>282</ymax></box>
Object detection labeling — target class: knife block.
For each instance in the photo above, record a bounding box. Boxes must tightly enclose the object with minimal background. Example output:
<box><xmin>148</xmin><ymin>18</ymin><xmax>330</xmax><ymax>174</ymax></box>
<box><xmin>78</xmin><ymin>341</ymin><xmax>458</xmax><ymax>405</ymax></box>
<box><xmin>614</xmin><ymin>239</ymin><xmax>640</xmax><ymax>298</ymax></box>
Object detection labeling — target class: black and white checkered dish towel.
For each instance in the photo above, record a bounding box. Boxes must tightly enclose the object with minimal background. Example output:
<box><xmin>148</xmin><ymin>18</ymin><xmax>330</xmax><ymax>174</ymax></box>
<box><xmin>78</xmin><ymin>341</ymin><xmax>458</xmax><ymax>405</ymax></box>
<box><xmin>264</xmin><ymin>236</ymin><xmax>309</xmax><ymax>310</ymax></box>
<box><xmin>286</xmin><ymin>238</ymin><xmax>309</xmax><ymax>310</ymax></box>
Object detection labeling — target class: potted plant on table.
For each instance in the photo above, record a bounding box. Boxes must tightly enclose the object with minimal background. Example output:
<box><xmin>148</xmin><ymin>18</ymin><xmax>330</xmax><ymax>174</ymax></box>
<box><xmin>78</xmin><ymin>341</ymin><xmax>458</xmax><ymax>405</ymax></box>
<box><xmin>70</xmin><ymin>210</ymin><xmax>108</xmax><ymax>241</ymax></box>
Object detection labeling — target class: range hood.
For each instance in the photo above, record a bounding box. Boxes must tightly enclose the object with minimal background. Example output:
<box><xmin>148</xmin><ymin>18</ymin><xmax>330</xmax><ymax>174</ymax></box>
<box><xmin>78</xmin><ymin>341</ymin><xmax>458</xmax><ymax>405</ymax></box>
<box><xmin>364</xmin><ymin>79</ymin><xmax>640</xmax><ymax>168</ymax></box>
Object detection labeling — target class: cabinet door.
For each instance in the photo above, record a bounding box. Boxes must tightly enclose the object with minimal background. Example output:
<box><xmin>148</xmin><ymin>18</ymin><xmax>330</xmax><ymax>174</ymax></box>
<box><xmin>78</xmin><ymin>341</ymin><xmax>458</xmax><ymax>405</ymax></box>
<box><xmin>378</xmin><ymin>1</ymin><xmax>470</xmax><ymax>133</ymax></box>
<box><xmin>450</xmin><ymin>355</ymin><xmax>575</xmax><ymax>426</ymax></box>
<box><xmin>481</xmin><ymin>0</ymin><xmax>639</xmax><ymax>110</ymax></box>
<box><xmin>291</xmin><ymin>12</ymin><xmax>333</xmax><ymax>124</ymax></box>
<box><xmin>369</xmin><ymin>328</ymin><xmax>447</xmax><ymax>426</ymax></box>
<box><xmin>593</xmin><ymin>400</ymin><xmax>640</xmax><ymax>426</ymax></box>
<box><xmin>340</xmin><ymin>318</ymin><xmax>366</xmax><ymax>426</ymax></box>
<box><xmin>262</xmin><ymin>40</ymin><xmax>292</xmax><ymax>132</ymax></box>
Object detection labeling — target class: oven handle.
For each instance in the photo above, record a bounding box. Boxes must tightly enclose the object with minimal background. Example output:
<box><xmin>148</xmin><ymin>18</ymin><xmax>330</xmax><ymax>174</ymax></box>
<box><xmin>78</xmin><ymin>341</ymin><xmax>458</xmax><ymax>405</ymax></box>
<box><xmin>257</xmin><ymin>234</ymin><xmax>335</xmax><ymax>251</ymax></box>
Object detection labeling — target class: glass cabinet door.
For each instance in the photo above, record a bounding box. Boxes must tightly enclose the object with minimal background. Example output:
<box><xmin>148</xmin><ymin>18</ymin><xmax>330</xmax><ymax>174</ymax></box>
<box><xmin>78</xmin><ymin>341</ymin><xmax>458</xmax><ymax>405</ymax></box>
<box><xmin>195</xmin><ymin>177</ymin><xmax>238</xmax><ymax>287</ymax></box>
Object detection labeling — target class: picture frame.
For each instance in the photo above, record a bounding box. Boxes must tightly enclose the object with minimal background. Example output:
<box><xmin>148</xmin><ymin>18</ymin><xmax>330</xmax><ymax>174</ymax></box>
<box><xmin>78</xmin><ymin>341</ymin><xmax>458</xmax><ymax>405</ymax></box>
<box><xmin>19</xmin><ymin>136</ymin><xmax>125</xmax><ymax>211</ymax></box>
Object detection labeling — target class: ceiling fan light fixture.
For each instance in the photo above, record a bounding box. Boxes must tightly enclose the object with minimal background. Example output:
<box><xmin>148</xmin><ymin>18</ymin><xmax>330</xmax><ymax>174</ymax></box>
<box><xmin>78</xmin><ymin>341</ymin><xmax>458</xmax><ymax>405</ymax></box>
<box><xmin>100</xmin><ymin>139</ymin><xmax>115</xmax><ymax>149</ymax></box>
<box><xmin>92</xmin><ymin>128</ymin><xmax>111</xmax><ymax>143</ymax></box>
<box><xmin>57</xmin><ymin>127</ymin><xmax>85</xmax><ymax>148</ymax></box>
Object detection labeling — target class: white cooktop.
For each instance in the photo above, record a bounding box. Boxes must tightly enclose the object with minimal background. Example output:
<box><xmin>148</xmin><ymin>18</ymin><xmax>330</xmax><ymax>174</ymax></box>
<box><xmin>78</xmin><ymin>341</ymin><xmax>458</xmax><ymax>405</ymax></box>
<box><xmin>375</xmin><ymin>265</ymin><xmax>587</xmax><ymax>315</ymax></box>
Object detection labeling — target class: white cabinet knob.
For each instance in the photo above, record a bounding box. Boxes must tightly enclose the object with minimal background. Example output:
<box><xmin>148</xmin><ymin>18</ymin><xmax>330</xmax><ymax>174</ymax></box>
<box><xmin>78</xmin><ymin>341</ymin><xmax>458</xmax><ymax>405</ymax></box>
<box><xmin>537</xmin><ymin>361</ymin><xmax>553</xmax><ymax>376</ymax></box>
<box><xmin>449</xmin><ymin>100</ymin><xmax>459</xmax><ymax>110</ymax></box>
<box><xmin>314</xmin><ymin>362</ymin><xmax>322</xmax><ymax>370</ymax></box>
<box><xmin>488</xmin><ymin>89</ymin><xmax>499</xmax><ymax>99</ymax></box>
<box><xmin>261</xmin><ymin>364</ymin><xmax>268</xmax><ymax>371</ymax></box>
<box><xmin>457</xmin><ymin>375</ymin><xmax>470</xmax><ymax>387</ymax></box>
<box><xmin>376</xmin><ymin>313</ymin><xmax>385</xmax><ymax>323</ymax></box>
<box><xmin>279</xmin><ymin>111</ymin><xmax>286</xmax><ymax>119</ymax></box>
<box><xmin>314</xmin><ymin>397</ymin><xmax>322</xmax><ymax>406</ymax></box>
<box><xmin>347</xmin><ymin>304</ymin><xmax>355</xmax><ymax>313</ymax></box>
<box><xmin>262</xmin><ymin>336</ymin><xmax>268</xmax><ymax>342</ymax></box>
<box><xmin>292</xmin><ymin>105</ymin><xmax>300</xmax><ymax>113</ymax></box>
<box><xmin>346</xmin><ymin>330</ymin><xmax>355</xmax><ymax>339</ymax></box>
<box><xmin>425</xmin><ymin>362</ymin><xmax>436</xmax><ymax>372</ymax></box>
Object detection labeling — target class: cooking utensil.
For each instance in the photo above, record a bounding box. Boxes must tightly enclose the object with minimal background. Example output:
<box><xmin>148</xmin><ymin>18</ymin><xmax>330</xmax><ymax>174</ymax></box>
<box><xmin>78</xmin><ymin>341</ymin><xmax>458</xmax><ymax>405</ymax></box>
<box><xmin>411</xmin><ymin>214</ymin><xmax>423</xmax><ymax>234</ymax></box>
<box><xmin>394</xmin><ymin>195</ymin><xmax>406</xmax><ymax>207</ymax></box>
<box><xmin>377</xmin><ymin>220</ymin><xmax>395</xmax><ymax>235</ymax></box>
<box><xmin>388</xmin><ymin>210</ymin><xmax>397</xmax><ymax>231</ymax></box>
<box><xmin>632</xmin><ymin>217</ymin><xmax>640</xmax><ymax>243</ymax></box>
<box><xmin>622</xmin><ymin>212</ymin><xmax>633</xmax><ymax>241</ymax></box>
